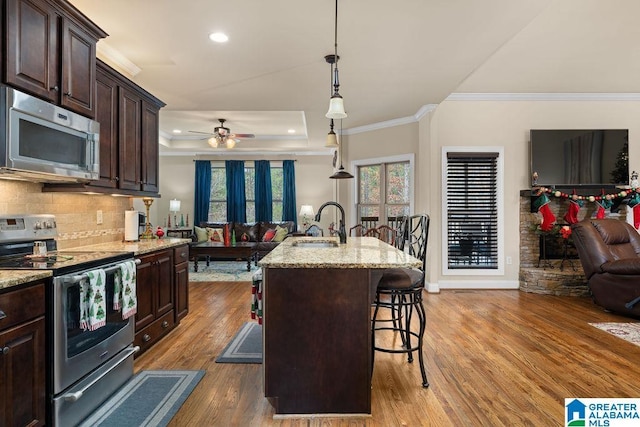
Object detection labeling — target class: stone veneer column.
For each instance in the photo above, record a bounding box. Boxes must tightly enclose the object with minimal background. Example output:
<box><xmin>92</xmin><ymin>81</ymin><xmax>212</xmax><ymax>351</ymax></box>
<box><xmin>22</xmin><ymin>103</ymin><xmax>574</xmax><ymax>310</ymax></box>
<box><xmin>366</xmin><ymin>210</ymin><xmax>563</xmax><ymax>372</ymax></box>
<box><xmin>519</xmin><ymin>191</ymin><xmax>594</xmax><ymax>296</ymax></box>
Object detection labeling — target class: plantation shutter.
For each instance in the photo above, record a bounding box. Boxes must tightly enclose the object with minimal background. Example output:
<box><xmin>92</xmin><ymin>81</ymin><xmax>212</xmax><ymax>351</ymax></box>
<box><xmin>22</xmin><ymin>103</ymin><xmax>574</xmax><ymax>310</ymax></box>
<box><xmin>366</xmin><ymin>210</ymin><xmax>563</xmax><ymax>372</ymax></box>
<box><xmin>446</xmin><ymin>152</ymin><xmax>499</xmax><ymax>269</ymax></box>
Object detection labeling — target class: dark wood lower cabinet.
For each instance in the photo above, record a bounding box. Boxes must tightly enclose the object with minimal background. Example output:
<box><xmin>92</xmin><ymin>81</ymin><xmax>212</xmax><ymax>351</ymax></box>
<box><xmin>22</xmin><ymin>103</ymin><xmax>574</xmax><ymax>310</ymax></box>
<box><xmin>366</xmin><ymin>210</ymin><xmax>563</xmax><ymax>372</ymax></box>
<box><xmin>0</xmin><ymin>282</ymin><xmax>46</xmax><ymax>427</ymax></box>
<box><xmin>134</xmin><ymin>246</ymin><xmax>189</xmax><ymax>356</ymax></box>
<box><xmin>174</xmin><ymin>245</ymin><xmax>189</xmax><ymax>322</ymax></box>
<box><xmin>262</xmin><ymin>268</ymin><xmax>373</xmax><ymax>414</ymax></box>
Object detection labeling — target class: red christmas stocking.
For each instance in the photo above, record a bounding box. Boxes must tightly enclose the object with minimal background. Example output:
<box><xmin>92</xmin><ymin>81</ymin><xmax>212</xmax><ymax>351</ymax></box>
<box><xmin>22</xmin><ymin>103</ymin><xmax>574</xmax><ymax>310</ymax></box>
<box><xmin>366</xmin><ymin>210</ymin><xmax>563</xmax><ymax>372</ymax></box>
<box><xmin>595</xmin><ymin>201</ymin><xmax>606</xmax><ymax>219</ymax></box>
<box><xmin>563</xmin><ymin>199</ymin><xmax>581</xmax><ymax>224</ymax></box>
<box><xmin>628</xmin><ymin>193</ymin><xmax>640</xmax><ymax>229</ymax></box>
<box><xmin>533</xmin><ymin>193</ymin><xmax>556</xmax><ymax>232</ymax></box>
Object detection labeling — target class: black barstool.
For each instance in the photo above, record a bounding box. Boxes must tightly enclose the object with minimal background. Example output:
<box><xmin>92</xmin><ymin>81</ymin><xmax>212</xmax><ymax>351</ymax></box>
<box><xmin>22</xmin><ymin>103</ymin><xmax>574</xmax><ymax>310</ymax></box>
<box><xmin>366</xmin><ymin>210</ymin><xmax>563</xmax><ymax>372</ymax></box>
<box><xmin>371</xmin><ymin>214</ymin><xmax>429</xmax><ymax>387</ymax></box>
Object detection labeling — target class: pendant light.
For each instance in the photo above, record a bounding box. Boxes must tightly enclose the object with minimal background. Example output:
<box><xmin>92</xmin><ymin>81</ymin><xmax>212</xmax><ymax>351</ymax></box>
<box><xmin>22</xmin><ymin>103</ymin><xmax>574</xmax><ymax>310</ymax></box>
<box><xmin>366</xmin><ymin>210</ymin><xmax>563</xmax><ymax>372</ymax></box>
<box><xmin>326</xmin><ymin>0</ymin><xmax>347</xmax><ymax>119</ymax></box>
<box><xmin>330</xmin><ymin>119</ymin><xmax>353</xmax><ymax>179</ymax></box>
<box><xmin>325</xmin><ymin>55</ymin><xmax>339</xmax><ymax>148</ymax></box>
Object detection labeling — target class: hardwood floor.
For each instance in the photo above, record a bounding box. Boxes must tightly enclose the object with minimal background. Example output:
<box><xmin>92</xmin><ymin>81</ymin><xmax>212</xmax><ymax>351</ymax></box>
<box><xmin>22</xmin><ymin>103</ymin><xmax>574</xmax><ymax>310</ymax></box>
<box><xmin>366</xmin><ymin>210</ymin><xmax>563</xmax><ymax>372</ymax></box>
<box><xmin>134</xmin><ymin>281</ymin><xmax>640</xmax><ymax>426</ymax></box>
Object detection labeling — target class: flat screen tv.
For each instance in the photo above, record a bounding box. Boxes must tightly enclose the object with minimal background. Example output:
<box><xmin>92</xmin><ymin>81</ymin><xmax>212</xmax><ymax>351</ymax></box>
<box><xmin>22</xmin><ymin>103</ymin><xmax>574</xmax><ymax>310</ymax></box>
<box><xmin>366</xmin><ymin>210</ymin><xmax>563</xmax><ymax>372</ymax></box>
<box><xmin>530</xmin><ymin>129</ymin><xmax>628</xmax><ymax>187</ymax></box>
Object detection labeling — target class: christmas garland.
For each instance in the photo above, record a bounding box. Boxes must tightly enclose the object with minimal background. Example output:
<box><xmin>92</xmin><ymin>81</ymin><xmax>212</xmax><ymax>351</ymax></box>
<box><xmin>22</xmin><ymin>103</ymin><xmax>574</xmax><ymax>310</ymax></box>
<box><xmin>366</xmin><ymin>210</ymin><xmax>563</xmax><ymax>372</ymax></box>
<box><xmin>532</xmin><ymin>186</ymin><xmax>640</xmax><ymax>231</ymax></box>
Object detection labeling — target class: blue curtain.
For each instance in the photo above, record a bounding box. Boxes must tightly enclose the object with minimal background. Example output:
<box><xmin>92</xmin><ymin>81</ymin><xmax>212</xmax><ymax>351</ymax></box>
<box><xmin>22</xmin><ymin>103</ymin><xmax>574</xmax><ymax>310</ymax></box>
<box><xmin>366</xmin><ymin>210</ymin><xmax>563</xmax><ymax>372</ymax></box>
<box><xmin>282</xmin><ymin>160</ymin><xmax>297</xmax><ymax>228</ymax></box>
<box><xmin>225</xmin><ymin>160</ymin><xmax>247</xmax><ymax>222</ymax></box>
<box><xmin>194</xmin><ymin>160</ymin><xmax>211</xmax><ymax>226</ymax></box>
<box><xmin>254</xmin><ymin>160</ymin><xmax>272</xmax><ymax>222</ymax></box>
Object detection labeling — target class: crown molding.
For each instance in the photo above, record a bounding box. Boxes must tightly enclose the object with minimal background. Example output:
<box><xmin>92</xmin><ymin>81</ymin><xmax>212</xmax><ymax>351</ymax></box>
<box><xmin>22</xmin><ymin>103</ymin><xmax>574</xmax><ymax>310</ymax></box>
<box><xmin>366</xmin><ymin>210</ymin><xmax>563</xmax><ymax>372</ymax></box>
<box><xmin>159</xmin><ymin>150</ymin><xmax>332</xmax><ymax>157</ymax></box>
<box><xmin>446</xmin><ymin>92</ymin><xmax>640</xmax><ymax>101</ymax></box>
<box><xmin>96</xmin><ymin>42</ymin><xmax>142</xmax><ymax>78</ymax></box>
<box><xmin>344</xmin><ymin>104</ymin><xmax>438</xmax><ymax>135</ymax></box>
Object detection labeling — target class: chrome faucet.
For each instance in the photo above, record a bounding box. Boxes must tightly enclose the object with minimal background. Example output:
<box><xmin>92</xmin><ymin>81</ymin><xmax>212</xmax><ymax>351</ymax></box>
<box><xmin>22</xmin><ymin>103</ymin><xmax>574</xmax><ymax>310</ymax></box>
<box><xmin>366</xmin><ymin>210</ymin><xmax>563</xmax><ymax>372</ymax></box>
<box><xmin>315</xmin><ymin>201</ymin><xmax>347</xmax><ymax>244</ymax></box>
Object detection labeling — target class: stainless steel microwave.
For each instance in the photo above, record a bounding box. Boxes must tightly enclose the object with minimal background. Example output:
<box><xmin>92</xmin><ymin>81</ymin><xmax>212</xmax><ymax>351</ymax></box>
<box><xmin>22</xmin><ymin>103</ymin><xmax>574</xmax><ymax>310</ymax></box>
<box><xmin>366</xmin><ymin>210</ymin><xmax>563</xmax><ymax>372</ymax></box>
<box><xmin>0</xmin><ymin>85</ymin><xmax>100</xmax><ymax>182</ymax></box>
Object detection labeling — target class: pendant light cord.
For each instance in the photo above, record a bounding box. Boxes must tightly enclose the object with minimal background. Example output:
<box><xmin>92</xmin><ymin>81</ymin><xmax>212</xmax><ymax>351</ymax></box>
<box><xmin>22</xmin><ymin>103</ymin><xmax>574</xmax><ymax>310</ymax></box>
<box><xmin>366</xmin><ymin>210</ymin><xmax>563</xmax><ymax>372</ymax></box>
<box><xmin>332</xmin><ymin>0</ymin><xmax>340</xmax><ymax>96</ymax></box>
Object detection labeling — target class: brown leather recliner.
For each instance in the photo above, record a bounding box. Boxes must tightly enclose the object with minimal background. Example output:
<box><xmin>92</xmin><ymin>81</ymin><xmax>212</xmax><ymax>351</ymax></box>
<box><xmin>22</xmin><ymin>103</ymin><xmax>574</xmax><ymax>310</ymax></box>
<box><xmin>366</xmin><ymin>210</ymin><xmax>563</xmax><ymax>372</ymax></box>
<box><xmin>571</xmin><ymin>219</ymin><xmax>640</xmax><ymax>317</ymax></box>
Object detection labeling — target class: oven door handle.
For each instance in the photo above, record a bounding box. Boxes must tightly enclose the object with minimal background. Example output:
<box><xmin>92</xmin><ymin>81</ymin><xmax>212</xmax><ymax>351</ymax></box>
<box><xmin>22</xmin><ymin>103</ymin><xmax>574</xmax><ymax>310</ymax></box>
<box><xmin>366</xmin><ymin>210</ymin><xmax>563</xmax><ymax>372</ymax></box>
<box><xmin>63</xmin><ymin>345</ymin><xmax>140</xmax><ymax>402</ymax></box>
<box><xmin>64</xmin><ymin>258</ymin><xmax>141</xmax><ymax>285</ymax></box>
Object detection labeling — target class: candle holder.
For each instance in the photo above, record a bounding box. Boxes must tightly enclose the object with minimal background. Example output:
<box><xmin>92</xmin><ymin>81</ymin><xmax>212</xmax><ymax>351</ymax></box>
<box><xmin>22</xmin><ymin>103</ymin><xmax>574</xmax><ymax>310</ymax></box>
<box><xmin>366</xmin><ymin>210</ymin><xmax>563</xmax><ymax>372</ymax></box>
<box><xmin>140</xmin><ymin>197</ymin><xmax>155</xmax><ymax>239</ymax></box>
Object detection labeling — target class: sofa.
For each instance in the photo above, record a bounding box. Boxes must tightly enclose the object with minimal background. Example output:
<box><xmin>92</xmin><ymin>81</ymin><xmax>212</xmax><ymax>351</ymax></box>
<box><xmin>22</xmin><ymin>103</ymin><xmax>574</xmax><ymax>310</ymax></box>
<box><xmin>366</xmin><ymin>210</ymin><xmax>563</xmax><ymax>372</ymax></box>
<box><xmin>571</xmin><ymin>218</ymin><xmax>640</xmax><ymax>317</ymax></box>
<box><xmin>192</xmin><ymin>221</ymin><xmax>295</xmax><ymax>262</ymax></box>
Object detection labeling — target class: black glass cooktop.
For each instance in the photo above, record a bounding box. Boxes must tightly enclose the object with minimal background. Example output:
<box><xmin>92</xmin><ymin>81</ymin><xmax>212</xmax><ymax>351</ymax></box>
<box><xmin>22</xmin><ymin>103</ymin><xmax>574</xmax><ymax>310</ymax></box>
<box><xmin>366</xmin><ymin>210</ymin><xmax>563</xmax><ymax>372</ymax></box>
<box><xmin>0</xmin><ymin>251</ymin><xmax>133</xmax><ymax>273</ymax></box>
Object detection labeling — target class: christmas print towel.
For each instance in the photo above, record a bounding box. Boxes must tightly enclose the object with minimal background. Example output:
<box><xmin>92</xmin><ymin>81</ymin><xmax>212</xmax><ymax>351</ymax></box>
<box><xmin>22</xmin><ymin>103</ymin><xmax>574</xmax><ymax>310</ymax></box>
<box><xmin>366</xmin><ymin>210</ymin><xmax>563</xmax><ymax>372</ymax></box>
<box><xmin>79</xmin><ymin>269</ymin><xmax>107</xmax><ymax>331</ymax></box>
<box><xmin>115</xmin><ymin>260</ymin><xmax>137</xmax><ymax>320</ymax></box>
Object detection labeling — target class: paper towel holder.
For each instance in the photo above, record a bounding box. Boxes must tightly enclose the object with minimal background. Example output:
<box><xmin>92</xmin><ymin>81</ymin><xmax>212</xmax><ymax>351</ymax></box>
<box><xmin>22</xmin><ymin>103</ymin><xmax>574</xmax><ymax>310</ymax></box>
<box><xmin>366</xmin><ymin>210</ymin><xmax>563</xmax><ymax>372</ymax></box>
<box><xmin>124</xmin><ymin>209</ymin><xmax>141</xmax><ymax>242</ymax></box>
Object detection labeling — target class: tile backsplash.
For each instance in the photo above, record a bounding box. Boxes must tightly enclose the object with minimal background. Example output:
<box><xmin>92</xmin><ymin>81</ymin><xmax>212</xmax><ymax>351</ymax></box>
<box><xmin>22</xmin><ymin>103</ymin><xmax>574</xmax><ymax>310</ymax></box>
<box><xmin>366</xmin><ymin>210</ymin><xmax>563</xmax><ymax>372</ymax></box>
<box><xmin>0</xmin><ymin>180</ymin><xmax>132</xmax><ymax>249</ymax></box>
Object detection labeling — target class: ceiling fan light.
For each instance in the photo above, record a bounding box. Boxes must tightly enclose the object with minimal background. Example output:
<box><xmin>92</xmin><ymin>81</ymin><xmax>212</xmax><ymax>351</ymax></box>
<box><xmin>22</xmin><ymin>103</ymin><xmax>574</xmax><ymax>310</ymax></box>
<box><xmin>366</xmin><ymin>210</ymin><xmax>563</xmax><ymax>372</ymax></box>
<box><xmin>225</xmin><ymin>138</ymin><xmax>236</xmax><ymax>149</ymax></box>
<box><xmin>325</xmin><ymin>130</ymin><xmax>338</xmax><ymax>148</ymax></box>
<box><xmin>208</xmin><ymin>137</ymin><xmax>218</xmax><ymax>148</ymax></box>
<box><xmin>326</xmin><ymin>96</ymin><xmax>347</xmax><ymax>119</ymax></box>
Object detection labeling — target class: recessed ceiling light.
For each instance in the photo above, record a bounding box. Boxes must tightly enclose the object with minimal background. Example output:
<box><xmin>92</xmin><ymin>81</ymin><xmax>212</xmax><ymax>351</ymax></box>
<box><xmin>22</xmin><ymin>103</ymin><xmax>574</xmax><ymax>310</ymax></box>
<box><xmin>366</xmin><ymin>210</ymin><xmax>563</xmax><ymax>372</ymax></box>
<box><xmin>209</xmin><ymin>32</ymin><xmax>229</xmax><ymax>43</ymax></box>
<box><xmin>288</xmin><ymin>129</ymin><xmax>295</xmax><ymax>134</ymax></box>
<box><xmin>172</xmin><ymin>129</ymin><xmax>182</xmax><ymax>134</ymax></box>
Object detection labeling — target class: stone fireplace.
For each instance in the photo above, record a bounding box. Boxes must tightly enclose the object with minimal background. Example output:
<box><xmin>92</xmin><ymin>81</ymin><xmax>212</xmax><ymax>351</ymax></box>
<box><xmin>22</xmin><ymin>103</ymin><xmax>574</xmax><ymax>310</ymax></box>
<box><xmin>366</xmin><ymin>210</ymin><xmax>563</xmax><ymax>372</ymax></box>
<box><xmin>516</xmin><ymin>190</ymin><xmax>628</xmax><ymax>296</ymax></box>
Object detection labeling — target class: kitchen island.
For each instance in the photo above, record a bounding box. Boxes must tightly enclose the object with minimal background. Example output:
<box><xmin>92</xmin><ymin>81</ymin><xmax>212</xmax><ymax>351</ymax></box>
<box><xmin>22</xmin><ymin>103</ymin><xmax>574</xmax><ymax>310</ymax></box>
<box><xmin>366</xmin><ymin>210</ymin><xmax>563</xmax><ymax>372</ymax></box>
<box><xmin>258</xmin><ymin>236</ymin><xmax>421</xmax><ymax>415</ymax></box>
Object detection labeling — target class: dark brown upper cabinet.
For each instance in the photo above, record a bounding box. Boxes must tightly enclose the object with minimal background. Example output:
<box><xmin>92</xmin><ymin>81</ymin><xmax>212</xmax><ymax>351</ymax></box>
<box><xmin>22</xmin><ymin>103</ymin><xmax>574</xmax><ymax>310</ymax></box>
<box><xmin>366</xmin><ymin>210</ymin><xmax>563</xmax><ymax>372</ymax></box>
<box><xmin>5</xmin><ymin>0</ymin><xmax>107</xmax><ymax>118</ymax></box>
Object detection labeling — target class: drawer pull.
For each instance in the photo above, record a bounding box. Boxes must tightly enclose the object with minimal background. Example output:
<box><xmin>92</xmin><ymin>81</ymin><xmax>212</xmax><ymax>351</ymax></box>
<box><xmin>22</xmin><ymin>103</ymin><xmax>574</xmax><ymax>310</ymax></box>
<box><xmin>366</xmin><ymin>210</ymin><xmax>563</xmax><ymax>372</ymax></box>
<box><xmin>142</xmin><ymin>334</ymin><xmax>151</xmax><ymax>342</ymax></box>
<box><xmin>1</xmin><ymin>346</ymin><xmax>9</xmax><ymax>355</ymax></box>
<box><xmin>161</xmin><ymin>320</ymin><xmax>169</xmax><ymax>328</ymax></box>
<box><xmin>0</xmin><ymin>309</ymin><xmax>5</xmax><ymax>320</ymax></box>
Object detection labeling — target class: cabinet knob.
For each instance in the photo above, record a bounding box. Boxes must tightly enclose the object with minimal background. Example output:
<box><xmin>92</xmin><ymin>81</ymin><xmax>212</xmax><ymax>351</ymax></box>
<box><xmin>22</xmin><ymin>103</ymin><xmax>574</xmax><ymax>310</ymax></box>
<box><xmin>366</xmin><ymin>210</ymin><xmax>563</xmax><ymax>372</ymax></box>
<box><xmin>142</xmin><ymin>334</ymin><xmax>151</xmax><ymax>342</ymax></box>
<box><xmin>0</xmin><ymin>309</ymin><xmax>6</xmax><ymax>320</ymax></box>
<box><xmin>161</xmin><ymin>321</ymin><xmax>169</xmax><ymax>329</ymax></box>
<box><xmin>50</xmin><ymin>85</ymin><xmax>59</xmax><ymax>91</ymax></box>
<box><xmin>1</xmin><ymin>346</ymin><xmax>8</xmax><ymax>355</ymax></box>
<box><xmin>65</xmin><ymin>91</ymin><xmax>72</xmax><ymax>96</ymax></box>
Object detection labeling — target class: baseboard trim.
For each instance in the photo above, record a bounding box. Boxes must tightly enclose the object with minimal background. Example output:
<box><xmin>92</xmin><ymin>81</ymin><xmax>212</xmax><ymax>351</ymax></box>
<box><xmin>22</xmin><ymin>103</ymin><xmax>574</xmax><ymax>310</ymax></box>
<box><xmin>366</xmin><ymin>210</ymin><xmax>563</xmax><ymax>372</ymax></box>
<box><xmin>427</xmin><ymin>279</ymin><xmax>519</xmax><ymax>293</ymax></box>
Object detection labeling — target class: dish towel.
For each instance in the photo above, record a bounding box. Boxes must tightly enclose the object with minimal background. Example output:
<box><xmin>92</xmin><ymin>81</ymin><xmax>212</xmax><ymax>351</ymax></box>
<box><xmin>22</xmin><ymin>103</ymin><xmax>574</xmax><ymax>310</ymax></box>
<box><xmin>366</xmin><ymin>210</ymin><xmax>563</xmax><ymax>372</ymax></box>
<box><xmin>250</xmin><ymin>269</ymin><xmax>263</xmax><ymax>325</ymax></box>
<box><xmin>79</xmin><ymin>269</ymin><xmax>107</xmax><ymax>331</ymax></box>
<box><xmin>115</xmin><ymin>260</ymin><xmax>137</xmax><ymax>320</ymax></box>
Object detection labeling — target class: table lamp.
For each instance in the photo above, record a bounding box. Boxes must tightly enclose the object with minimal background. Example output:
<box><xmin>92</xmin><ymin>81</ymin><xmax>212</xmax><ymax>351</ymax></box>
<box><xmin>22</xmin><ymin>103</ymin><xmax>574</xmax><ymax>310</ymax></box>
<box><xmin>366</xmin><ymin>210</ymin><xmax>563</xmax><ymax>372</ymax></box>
<box><xmin>169</xmin><ymin>199</ymin><xmax>181</xmax><ymax>228</ymax></box>
<box><xmin>299</xmin><ymin>205</ymin><xmax>314</xmax><ymax>230</ymax></box>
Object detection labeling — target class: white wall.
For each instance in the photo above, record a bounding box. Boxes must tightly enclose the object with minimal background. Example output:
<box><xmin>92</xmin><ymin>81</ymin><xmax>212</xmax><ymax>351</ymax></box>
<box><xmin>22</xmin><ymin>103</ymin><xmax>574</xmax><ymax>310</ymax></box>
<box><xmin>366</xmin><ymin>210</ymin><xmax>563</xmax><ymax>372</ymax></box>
<box><xmin>428</xmin><ymin>96</ymin><xmax>640</xmax><ymax>290</ymax></box>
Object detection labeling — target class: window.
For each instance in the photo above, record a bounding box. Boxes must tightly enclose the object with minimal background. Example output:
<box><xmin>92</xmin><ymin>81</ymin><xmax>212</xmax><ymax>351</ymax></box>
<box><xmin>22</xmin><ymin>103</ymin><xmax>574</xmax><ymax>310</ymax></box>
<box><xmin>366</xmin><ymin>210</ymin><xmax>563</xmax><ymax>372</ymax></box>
<box><xmin>209</xmin><ymin>167</ymin><xmax>226</xmax><ymax>222</ymax></box>
<box><xmin>356</xmin><ymin>159</ymin><xmax>411</xmax><ymax>230</ymax></box>
<box><xmin>208</xmin><ymin>164</ymin><xmax>284</xmax><ymax>222</ymax></box>
<box><xmin>442</xmin><ymin>149</ymin><xmax>503</xmax><ymax>274</ymax></box>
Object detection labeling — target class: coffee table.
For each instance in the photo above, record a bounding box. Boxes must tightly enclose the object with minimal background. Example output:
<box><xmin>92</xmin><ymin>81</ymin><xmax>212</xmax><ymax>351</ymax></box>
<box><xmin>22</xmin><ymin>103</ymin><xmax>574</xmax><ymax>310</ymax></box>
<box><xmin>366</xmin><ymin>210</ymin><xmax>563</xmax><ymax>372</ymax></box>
<box><xmin>189</xmin><ymin>242</ymin><xmax>256</xmax><ymax>272</ymax></box>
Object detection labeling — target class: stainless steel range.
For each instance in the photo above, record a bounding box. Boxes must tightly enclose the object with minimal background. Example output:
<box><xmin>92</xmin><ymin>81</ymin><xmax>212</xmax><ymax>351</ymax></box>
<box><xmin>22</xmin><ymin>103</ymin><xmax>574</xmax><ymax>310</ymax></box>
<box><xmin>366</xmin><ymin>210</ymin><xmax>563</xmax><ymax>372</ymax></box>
<box><xmin>0</xmin><ymin>214</ymin><xmax>139</xmax><ymax>427</ymax></box>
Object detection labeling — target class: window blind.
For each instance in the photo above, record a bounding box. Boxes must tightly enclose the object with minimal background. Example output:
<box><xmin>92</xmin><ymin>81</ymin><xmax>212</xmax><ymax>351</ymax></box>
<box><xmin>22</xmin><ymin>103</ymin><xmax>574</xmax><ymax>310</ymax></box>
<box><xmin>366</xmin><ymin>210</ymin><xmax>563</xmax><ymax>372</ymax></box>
<box><xmin>446</xmin><ymin>152</ymin><xmax>499</xmax><ymax>269</ymax></box>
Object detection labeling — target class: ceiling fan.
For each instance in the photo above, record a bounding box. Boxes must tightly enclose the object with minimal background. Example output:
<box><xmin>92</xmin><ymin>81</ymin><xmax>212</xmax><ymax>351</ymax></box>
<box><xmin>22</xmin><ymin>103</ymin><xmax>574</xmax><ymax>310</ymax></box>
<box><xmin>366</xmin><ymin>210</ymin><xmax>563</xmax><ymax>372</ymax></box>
<box><xmin>190</xmin><ymin>119</ymin><xmax>255</xmax><ymax>148</ymax></box>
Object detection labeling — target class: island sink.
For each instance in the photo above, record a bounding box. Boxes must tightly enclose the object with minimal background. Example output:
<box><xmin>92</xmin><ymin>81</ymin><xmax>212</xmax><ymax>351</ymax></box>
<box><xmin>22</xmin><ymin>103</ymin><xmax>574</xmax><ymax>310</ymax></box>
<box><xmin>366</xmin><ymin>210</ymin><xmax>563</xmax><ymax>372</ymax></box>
<box><xmin>291</xmin><ymin>239</ymin><xmax>339</xmax><ymax>248</ymax></box>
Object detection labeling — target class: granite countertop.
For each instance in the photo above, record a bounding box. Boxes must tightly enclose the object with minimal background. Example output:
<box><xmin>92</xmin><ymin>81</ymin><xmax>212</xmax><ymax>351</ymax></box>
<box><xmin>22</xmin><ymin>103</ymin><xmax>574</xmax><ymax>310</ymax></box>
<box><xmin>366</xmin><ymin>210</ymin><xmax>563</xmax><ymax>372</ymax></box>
<box><xmin>0</xmin><ymin>270</ymin><xmax>52</xmax><ymax>291</ymax></box>
<box><xmin>71</xmin><ymin>237</ymin><xmax>191</xmax><ymax>256</ymax></box>
<box><xmin>258</xmin><ymin>236</ymin><xmax>422</xmax><ymax>269</ymax></box>
<box><xmin>0</xmin><ymin>238</ymin><xmax>190</xmax><ymax>291</ymax></box>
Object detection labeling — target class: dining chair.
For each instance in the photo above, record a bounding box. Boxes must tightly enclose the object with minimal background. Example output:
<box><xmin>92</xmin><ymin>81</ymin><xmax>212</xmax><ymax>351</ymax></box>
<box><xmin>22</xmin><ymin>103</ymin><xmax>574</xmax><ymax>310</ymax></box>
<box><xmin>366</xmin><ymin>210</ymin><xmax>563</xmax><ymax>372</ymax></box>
<box><xmin>349</xmin><ymin>224</ymin><xmax>365</xmax><ymax>237</ymax></box>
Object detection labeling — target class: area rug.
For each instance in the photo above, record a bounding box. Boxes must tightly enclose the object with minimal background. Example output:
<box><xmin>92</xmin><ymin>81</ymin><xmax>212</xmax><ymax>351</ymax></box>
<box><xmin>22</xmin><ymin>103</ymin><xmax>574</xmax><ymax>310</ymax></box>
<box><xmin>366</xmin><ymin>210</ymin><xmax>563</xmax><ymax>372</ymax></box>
<box><xmin>189</xmin><ymin>261</ymin><xmax>260</xmax><ymax>282</ymax></box>
<box><xmin>215</xmin><ymin>322</ymin><xmax>262</xmax><ymax>363</ymax></box>
<box><xmin>589</xmin><ymin>322</ymin><xmax>640</xmax><ymax>347</ymax></box>
<box><xmin>78</xmin><ymin>370</ymin><xmax>205</xmax><ymax>427</ymax></box>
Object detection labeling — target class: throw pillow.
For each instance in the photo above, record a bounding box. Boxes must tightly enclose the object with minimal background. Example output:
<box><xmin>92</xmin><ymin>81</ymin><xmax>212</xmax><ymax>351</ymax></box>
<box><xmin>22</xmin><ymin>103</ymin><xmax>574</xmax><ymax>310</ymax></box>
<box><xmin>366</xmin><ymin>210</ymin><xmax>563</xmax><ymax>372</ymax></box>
<box><xmin>273</xmin><ymin>225</ymin><xmax>288</xmax><ymax>242</ymax></box>
<box><xmin>194</xmin><ymin>226</ymin><xmax>208</xmax><ymax>242</ymax></box>
<box><xmin>206</xmin><ymin>227</ymin><xmax>223</xmax><ymax>242</ymax></box>
<box><xmin>262</xmin><ymin>228</ymin><xmax>276</xmax><ymax>242</ymax></box>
